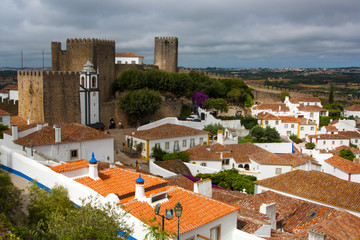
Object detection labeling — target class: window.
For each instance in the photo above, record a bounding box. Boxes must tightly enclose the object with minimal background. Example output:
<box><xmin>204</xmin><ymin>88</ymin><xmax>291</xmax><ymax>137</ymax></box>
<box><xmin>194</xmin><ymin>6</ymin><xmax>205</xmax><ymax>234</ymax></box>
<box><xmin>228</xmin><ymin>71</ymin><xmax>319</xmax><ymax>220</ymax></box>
<box><xmin>332</xmin><ymin>141</ymin><xmax>335</xmax><ymax>145</ymax></box>
<box><xmin>275</xmin><ymin>168</ymin><xmax>282</xmax><ymax>174</ymax></box>
<box><xmin>199</xmin><ymin>138</ymin><xmax>203</xmax><ymax>145</ymax></box>
<box><xmin>291</xmin><ymin>124</ymin><xmax>294</xmax><ymax>129</ymax></box>
<box><xmin>155</xmin><ymin>143</ymin><xmax>160</xmax><ymax>148</ymax></box>
<box><xmin>117</xmin><ymin>60</ymin><xmax>121</xmax><ymax>64</ymax></box>
<box><xmin>244</xmin><ymin>164</ymin><xmax>250</xmax><ymax>170</ymax></box>
<box><xmin>70</xmin><ymin>149</ymin><xmax>78</xmax><ymax>159</ymax></box>
<box><xmin>310</xmin><ymin>113</ymin><xmax>314</xmax><ymax>117</ymax></box>
<box><xmin>174</xmin><ymin>141</ymin><xmax>179</xmax><ymax>151</ymax></box>
<box><xmin>300</xmin><ymin>126</ymin><xmax>304</xmax><ymax>131</ymax></box>
<box><xmin>92</xmin><ymin>77</ymin><xmax>96</xmax><ymax>88</ymax></box>
<box><xmin>0</xmin><ymin>117</ymin><xmax>3</xmax><ymax>122</ymax></box>
<box><xmin>311</xmin><ymin>127</ymin><xmax>314</xmax><ymax>131</ymax></box>
<box><xmin>200</xmin><ymin>162</ymin><xmax>207</xmax><ymax>167</ymax></box>
<box><xmin>182</xmin><ymin>140</ymin><xmax>187</xmax><ymax>147</ymax></box>
<box><xmin>131</xmin><ymin>61</ymin><xmax>136</xmax><ymax>64</ymax></box>
<box><xmin>165</xmin><ymin>142</ymin><xmax>169</xmax><ymax>150</ymax></box>
<box><xmin>222</xmin><ymin>159</ymin><xmax>230</xmax><ymax>165</ymax></box>
<box><xmin>190</xmin><ymin>138</ymin><xmax>195</xmax><ymax>148</ymax></box>
<box><xmin>356</xmin><ymin>140</ymin><xmax>358</xmax><ymax>143</ymax></box>
<box><xmin>340</xmin><ymin>140</ymin><xmax>343</xmax><ymax>144</ymax></box>
<box><xmin>287</xmin><ymin>131</ymin><xmax>291</xmax><ymax>135</ymax></box>
<box><xmin>238</xmin><ymin>164</ymin><xmax>243</xmax><ymax>168</ymax></box>
<box><xmin>323</xmin><ymin>140</ymin><xmax>326</xmax><ymax>144</ymax></box>
<box><xmin>210</xmin><ymin>225</ymin><xmax>221</xmax><ymax>240</ymax></box>
<box><xmin>265</xmin><ymin>120</ymin><xmax>269</xmax><ymax>125</ymax></box>
<box><xmin>285</xmin><ymin>124</ymin><xmax>288</xmax><ymax>128</ymax></box>
<box><xmin>275</xmin><ymin>120</ymin><xmax>279</xmax><ymax>125</ymax></box>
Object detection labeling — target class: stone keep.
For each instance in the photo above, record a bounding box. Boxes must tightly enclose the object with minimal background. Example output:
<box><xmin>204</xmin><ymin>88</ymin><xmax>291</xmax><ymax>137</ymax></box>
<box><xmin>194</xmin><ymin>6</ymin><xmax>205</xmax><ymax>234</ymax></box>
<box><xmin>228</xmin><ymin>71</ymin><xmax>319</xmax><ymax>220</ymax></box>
<box><xmin>154</xmin><ymin>37</ymin><xmax>178</xmax><ymax>73</ymax></box>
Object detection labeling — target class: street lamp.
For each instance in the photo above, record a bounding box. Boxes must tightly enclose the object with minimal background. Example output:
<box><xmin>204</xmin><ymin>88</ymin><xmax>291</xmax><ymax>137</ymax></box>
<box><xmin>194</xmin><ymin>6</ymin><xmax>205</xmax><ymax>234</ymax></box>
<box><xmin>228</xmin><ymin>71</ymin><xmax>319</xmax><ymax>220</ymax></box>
<box><xmin>174</xmin><ymin>202</ymin><xmax>183</xmax><ymax>240</ymax></box>
<box><xmin>155</xmin><ymin>203</ymin><xmax>173</xmax><ymax>239</ymax></box>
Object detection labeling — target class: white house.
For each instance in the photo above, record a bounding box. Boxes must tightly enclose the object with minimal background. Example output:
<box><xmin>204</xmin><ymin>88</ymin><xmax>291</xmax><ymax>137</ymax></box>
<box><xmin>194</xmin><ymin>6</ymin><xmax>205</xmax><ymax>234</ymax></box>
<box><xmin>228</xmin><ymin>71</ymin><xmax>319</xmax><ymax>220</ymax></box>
<box><xmin>125</xmin><ymin>123</ymin><xmax>209</xmax><ymax>161</ymax></box>
<box><xmin>323</xmin><ymin>155</ymin><xmax>360</xmax><ymax>183</ymax></box>
<box><xmin>295</xmin><ymin>104</ymin><xmax>327</xmax><ymax>126</ymax></box>
<box><xmin>115</xmin><ymin>52</ymin><xmax>144</xmax><ymax>65</ymax></box>
<box><xmin>0</xmin><ymin>109</ymin><xmax>11</xmax><ymax>127</ymax></box>
<box><xmin>328</xmin><ymin>119</ymin><xmax>357</xmax><ymax>132</ymax></box>
<box><xmin>251</xmin><ymin>103</ymin><xmax>290</xmax><ymax>117</ymax></box>
<box><xmin>0</xmin><ymin>84</ymin><xmax>18</xmax><ymax>101</ymax></box>
<box><xmin>298</xmin><ymin>118</ymin><xmax>317</xmax><ymax>139</ymax></box>
<box><xmin>340</xmin><ymin>131</ymin><xmax>360</xmax><ymax>147</ymax></box>
<box><xmin>344</xmin><ymin>104</ymin><xmax>360</xmax><ymax>118</ymax></box>
<box><xmin>307</xmin><ymin>134</ymin><xmax>350</xmax><ymax>150</ymax></box>
<box><xmin>12</xmin><ymin>123</ymin><xmax>114</xmax><ymax>163</ymax></box>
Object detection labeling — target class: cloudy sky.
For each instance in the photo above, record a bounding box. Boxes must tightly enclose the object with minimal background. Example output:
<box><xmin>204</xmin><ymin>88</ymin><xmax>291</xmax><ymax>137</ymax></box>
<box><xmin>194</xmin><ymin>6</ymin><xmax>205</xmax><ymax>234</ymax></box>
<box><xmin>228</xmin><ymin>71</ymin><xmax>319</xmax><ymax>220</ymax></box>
<box><xmin>1</xmin><ymin>0</ymin><xmax>360</xmax><ymax>68</ymax></box>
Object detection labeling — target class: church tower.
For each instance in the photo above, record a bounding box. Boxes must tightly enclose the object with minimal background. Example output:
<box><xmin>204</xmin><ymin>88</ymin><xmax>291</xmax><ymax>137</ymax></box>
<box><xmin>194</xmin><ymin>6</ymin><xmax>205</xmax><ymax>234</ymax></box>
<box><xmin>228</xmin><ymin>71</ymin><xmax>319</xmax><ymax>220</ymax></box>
<box><xmin>80</xmin><ymin>60</ymin><xmax>100</xmax><ymax>126</ymax></box>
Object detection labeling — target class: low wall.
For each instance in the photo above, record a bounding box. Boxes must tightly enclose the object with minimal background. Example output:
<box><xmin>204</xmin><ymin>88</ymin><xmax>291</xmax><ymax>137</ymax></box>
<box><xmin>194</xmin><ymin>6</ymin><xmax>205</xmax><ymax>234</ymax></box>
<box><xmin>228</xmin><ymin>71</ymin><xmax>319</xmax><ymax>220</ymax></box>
<box><xmin>255</xmin><ymin>142</ymin><xmax>293</xmax><ymax>154</ymax></box>
<box><xmin>148</xmin><ymin>159</ymin><xmax>177</xmax><ymax>178</ymax></box>
<box><xmin>184</xmin><ymin>163</ymin><xmax>218</xmax><ymax>176</ymax></box>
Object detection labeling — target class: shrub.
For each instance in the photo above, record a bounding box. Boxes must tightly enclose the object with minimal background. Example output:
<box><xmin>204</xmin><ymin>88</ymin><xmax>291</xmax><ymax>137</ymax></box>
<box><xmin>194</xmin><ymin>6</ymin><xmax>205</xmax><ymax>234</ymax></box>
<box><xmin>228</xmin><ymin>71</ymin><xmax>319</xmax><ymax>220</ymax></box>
<box><xmin>290</xmin><ymin>134</ymin><xmax>303</xmax><ymax>144</ymax></box>
<box><xmin>305</xmin><ymin>142</ymin><xmax>316</xmax><ymax>149</ymax></box>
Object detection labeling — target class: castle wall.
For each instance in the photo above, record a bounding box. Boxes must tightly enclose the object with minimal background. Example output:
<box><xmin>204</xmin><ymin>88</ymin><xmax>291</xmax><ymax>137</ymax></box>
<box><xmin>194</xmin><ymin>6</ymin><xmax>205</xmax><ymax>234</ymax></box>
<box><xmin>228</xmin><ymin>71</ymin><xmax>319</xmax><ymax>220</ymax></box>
<box><xmin>42</xmin><ymin>71</ymin><xmax>80</xmax><ymax>125</ymax></box>
<box><xmin>0</xmin><ymin>98</ymin><xmax>18</xmax><ymax>116</ymax></box>
<box><xmin>18</xmin><ymin>71</ymin><xmax>45</xmax><ymax>123</ymax></box>
<box><xmin>51</xmin><ymin>38</ymin><xmax>115</xmax><ymax>104</ymax></box>
<box><xmin>154</xmin><ymin>37</ymin><xmax>178</xmax><ymax>73</ymax></box>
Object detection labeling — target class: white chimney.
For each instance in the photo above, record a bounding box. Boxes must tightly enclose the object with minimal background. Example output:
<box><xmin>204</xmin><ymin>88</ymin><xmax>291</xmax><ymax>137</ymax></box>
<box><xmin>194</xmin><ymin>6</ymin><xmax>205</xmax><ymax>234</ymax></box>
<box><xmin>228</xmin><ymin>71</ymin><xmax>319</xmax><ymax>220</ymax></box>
<box><xmin>217</xmin><ymin>130</ymin><xmax>224</xmax><ymax>145</ymax></box>
<box><xmin>88</xmin><ymin>152</ymin><xmax>99</xmax><ymax>180</ymax></box>
<box><xmin>12</xmin><ymin>125</ymin><xmax>18</xmax><ymax>140</ymax></box>
<box><xmin>55</xmin><ymin>125</ymin><xmax>61</xmax><ymax>143</ymax></box>
<box><xmin>260</xmin><ymin>202</ymin><xmax>276</xmax><ymax>230</ymax></box>
<box><xmin>37</xmin><ymin>123</ymin><xmax>43</xmax><ymax>130</ymax></box>
<box><xmin>135</xmin><ymin>174</ymin><xmax>145</xmax><ymax>200</ymax></box>
<box><xmin>309</xmin><ymin>230</ymin><xmax>326</xmax><ymax>240</ymax></box>
<box><xmin>27</xmin><ymin>119</ymin><xmax>30</xmax><ymax>125</ymax></box>
<box><xmin>194</xmin><ymin>178</ymin><xmax>212</xmax><ymax>198</ymax></box>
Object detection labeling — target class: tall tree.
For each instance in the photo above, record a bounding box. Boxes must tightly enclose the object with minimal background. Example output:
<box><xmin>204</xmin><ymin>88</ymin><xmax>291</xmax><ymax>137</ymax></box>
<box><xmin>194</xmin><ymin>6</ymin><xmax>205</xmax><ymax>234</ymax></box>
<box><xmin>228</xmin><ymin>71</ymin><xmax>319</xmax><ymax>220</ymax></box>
<box><xmin>329</xmin><ymin>85</ymin><xmax>334</xmax><ymax>103</ymax></box>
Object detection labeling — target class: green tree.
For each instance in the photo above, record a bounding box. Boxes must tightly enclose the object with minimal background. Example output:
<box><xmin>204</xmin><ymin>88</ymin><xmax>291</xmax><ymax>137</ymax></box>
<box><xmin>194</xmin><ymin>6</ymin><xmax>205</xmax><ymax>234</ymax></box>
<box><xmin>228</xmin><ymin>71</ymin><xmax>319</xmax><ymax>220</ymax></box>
<box><xmin>203</xmin><ymin>98</ymin><xmax>228</xmax><ymax>112</ymax></box>
<box><xmin>329</xmin><ymin>85</ymin><xmax>334</xmax><ymax>103</ymax></box>
<box><xmin>119</xmin><ymin>89</ymin><xmax>162</xmax><ymax>126</ymax></box>
<box><xmin>163</xmin><ymin>151</ymin><xmax>190</xmax><ymax>162</ymax></box>
<box><xmin>0</xmin><ymin>124</ymin><xmax>9</xmax><ymax>139</ymax></box>
<box><xmin>250</xmin><ymin>125</ymin><xmax>264</xmax><ymax>142</ymax></box>
<box><xmin>278</xmin><ymin>90</ymin><xmax>290</xmax><ymax>102</ymax></box>
<box><xmin>0</xmin><ymin>171</ymin><xmax>23</xmax><ymax>222</ymax></box>
<box><xmin>151</xmin><ymin>145</ymin><xmax>167</xmax><ymax>161</ymax></box>
<box><xmin>203</xmin><ymin>123</ymin><xmax>224</xmax><ymax>136</ymax></box>
<box><xmin>305</xmin><ymin>142</ymin><xmax>316</xmax><ymax>149</ymax></box>
<box><xmin>264</xmin><ymin>126</ymin><xmax>281</xmax><ymax>142</ymax></box>
<box><xmin>240</xmin><ymin>115</ymin><xmax>259</xmax><ymax>130</ymax></box>
<box><xmin>205</xmin><ymin>81</ymin><xmax>227</xmax><ymax>98</ymax></box>
<box><xmin>339</xmin><ymin>149</ymin><xmax>355</xmax><ymax>161</ymax></box>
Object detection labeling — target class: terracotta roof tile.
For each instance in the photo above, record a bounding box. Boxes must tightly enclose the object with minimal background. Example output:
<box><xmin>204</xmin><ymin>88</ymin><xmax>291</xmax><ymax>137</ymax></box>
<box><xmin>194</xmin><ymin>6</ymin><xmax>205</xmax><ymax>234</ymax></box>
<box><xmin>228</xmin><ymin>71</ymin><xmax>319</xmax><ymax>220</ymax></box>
<box><xmin>333</xmin><ymin>145</ymin><xmax>360</xmax><ymax>154</ymax></box>
<box><xmin>0</xmin><ymin>84</ymin><xmax>18</xmax><ymax>93</ymax></box>
<box><xmin>209</xmin><ymin>143</ymin><xmax>228</xmax><ymax>152</ymax></box>
<box><xmin>278</xmin><ymin>116</ymin><xmax>298</xmax><ymax>123</ymax></box>
<box><xmin>252</xmin><ymin>103</ymin><xmax>290</xmax><ymax>112</ymax></box>
<box><xmin>345</xmin><ymin>104</ymin><xmax>360</xmax><ymax>111</ymax></box>
<box><xmin>308</xmin><ymin>133</ymin><xmax>349</xmax><ymax>140</ymax></box>
<box><xmin>324</xmin><ymin>125</ymin><xmax>338</xmax><ymax>131</ymax></box>
<box><xmin>258</xmin><ymin>113</ymin><xmax>279</xmax><ymax>120</ymax></box>
<box><xmin>122</xmin><ymin>187</ymin><xmax>239</xmax><ymax>236</ymax></box>
<box><xmin>49</xmin><ymin>159</ymin><xmax>89</xmax><ymax>173</ymax></box>
<box><xmin>225</xmin><ymin>143</ymin><xmax>292</xmax><ymax>165</ymax></box>
<box><xmin>255</xmin><ymin>170</ymin><xmax>360</xmax><ymax>212</ymax></box>
<box><xmin>75</xmin><ymin>167</ymin><xmax>168</xmax><ymax>198</ymax></box>
<box><xmin>325</xmin><ymin>155</ymin><xmax>360</xmax><ymax>174</ymax></box>
<box><xmin>14</xmin><ymin>123</ymin><xmax>113</xmax><ymax>147</ymax></box>
<box><xmin>115</xmin><ymin>52</ymin><xmax>143</xmax><ymax>58</ymax></box>
<box><xmin>297</xmin><ymin>104</ymin><xmax>326</xmax><ymax>112</ymax></box>
<box><xmin>339</xmin><ymin>131</ymin><xmax>360</xmax><ymax>138</ymax></box>
<box><xmin>126</xmin><ymin>123</ymin><xmax>209</xmax><ymax>140</ymax></box>
<box><xmin>154</xmin><ymin>160</ymin><xmax>192</xmax><ymax>175</ymax></box>
<box><xmin>187</xmin><ymin>145</ymin><xmax>222</xmax><ymax>161</ymax></box>
<box><xmin>278</xmin><ymin>154</ymin><xmax>308</xmax><ymax>167</ymax></box>
<box><xmin>290</xmin><ymin>97</ymin><xmax>321</xmax><ymax>103</ymax></box>
<box><xmin>0</xmin><ymin>109</ymin><xmax>10</xmax><ymax>116</ymax></box>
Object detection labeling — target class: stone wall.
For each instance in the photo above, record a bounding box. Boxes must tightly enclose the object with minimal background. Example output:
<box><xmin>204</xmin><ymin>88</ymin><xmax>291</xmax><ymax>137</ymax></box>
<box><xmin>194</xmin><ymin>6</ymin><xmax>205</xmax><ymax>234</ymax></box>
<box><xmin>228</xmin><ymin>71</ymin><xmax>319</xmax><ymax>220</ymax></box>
<box><xmin>154</xmin><ymin>37</ymin><xmax>178</xmax><ymax>73</ymax></box>
<box><xmin>0</xmin><ymin>98</ymin><xmax>18</xmax><ymax>116</ymax></box>
<box><xmin>18</xmin><ymin>71</ymin><xmax>80</xmax><ymax>125</ymax></box>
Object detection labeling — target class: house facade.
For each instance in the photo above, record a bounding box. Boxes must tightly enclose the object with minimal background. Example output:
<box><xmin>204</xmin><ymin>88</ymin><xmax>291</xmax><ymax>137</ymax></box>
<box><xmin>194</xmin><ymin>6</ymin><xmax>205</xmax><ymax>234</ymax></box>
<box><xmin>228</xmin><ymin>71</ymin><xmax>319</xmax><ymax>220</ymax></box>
<box><xmin>307</xmin><ymin>134</ymin><xmax>350</xmax><ymax>150</ymax></box>
<box><xmin>125</xmin><ymin>124</ymin><xmax>209</xmax><ymax>161</ymax></box>
<box><xmin>0</xmin><ymin>109</ymin><xmax>11</xmax><ymax>127</ymax></box>
<box><xmin>324</xmin><ymin>155</ymin><xmax>360</xmax><ymax>182</ymax></box>
<box><xmin>344</xmin><ymin>104</ymin><xmax>360</xmax><ymax>118</ymax></box>
<box><xmin>115</xmin><ymin>52</ymin><xmax>144</xmax><ymax>64</ymax></box>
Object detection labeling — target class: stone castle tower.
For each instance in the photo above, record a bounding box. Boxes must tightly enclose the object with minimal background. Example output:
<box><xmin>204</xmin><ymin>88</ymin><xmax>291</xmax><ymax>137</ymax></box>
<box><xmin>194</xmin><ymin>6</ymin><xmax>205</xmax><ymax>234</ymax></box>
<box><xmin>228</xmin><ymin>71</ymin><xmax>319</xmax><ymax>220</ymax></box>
<box><xmin>51</xmin><ymin>38</ymin><xmax>115</xmax><ymax>104</ymax></box>
<box><xmin>154</xmin><ymin>37</ymin><xmax>178</xmax><ymax>73</ymax></box>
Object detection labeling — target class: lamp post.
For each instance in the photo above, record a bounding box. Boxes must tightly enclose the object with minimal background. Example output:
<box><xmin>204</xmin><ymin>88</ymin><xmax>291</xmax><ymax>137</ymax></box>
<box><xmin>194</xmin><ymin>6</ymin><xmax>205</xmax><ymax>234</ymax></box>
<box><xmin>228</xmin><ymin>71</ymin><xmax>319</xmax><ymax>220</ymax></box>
<box><xmin>174</xmin><ymin>202</ymin><xmax>183</xmax><ymax>240</ymax></box>
<box><xmin>155</xmin><ymin>203</ymin><xmax>173</xmax><ymax>239</ymax></box>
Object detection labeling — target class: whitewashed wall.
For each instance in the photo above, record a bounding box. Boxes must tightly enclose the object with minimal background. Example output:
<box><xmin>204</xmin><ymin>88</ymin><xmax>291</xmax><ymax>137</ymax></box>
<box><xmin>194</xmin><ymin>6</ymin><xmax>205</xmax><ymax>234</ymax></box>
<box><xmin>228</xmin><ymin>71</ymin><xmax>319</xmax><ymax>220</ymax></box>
<box><xmin>148</xmin><ymin>159</ymin><xmax>177</xmax><ymax>178</ymax></box>
<box><xmin>184</xmin><ymin>162</ymin><xmax>218</xmax><ymax>175</ymax></box>
<box><xmin>255</xmin><ymin>142</ymin><xmax>293</xmax><ymax>154</ymax></box>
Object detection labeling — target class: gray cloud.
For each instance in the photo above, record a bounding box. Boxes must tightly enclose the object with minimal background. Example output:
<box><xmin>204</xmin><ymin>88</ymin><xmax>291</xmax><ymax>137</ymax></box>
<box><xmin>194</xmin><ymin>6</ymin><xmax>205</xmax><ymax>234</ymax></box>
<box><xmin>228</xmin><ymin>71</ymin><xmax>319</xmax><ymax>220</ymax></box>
<box><xmin>1</xmin><ymin>0</ymin><xmax>359</xmax><ymax>68</ymax></box>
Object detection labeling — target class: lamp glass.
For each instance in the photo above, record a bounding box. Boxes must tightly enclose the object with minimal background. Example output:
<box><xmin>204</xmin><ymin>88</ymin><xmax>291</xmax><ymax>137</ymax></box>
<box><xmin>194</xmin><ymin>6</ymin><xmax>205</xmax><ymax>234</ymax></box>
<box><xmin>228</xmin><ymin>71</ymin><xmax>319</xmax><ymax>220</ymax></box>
<box><xmin>155</xmin><ymin>203</ymin><xmax>160</xmax><ymax>215</ymax></box>
<box><xmin>165</xmin><ymin>209</ymin><xmax>173</xmax><ymax>220</ymax></box>
<box><xmin>174</xmin><ymin>202</ymin><xmax>183</xmax><ymax>218</ymax></box>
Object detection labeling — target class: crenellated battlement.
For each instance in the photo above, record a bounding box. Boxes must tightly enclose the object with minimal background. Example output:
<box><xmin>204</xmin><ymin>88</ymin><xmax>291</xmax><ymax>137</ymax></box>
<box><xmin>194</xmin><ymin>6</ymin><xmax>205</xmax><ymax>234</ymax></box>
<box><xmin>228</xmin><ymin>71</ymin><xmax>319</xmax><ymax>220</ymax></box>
<box><xmin>18</xmin><ymin>71</ymin><xmax>79</xmax><ymax>77</ymax></box>
<box><xmin>66</xmin><ymin>38</ymin><xmax>115</xmax><ymax>45</ymax></box>
<box><xmin>155</xmin><ymin>36</ymin><xmax>178</xmax><ymax>41</ymax></box>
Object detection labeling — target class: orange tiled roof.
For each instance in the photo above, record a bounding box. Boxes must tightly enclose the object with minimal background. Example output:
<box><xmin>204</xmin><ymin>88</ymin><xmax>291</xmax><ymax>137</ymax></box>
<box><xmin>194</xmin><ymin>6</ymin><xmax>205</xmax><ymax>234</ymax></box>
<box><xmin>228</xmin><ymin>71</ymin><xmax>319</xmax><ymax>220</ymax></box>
<box><xmin>75</xmin><ymin>167</ymin><xmax>168</xmax><ymax>198</ymax></box>
<box><xmin>210</xmin><ymin>143</ymin><xmax>229</xmax><ymax>152</ymax></box>
<box><xmin>14</xmin><ymin>123</ymin><xmax>113</xmax><ymax>147</ymax></box>
<box><xmin>252</xmin><ymin>103</ymin><xmax>290</xmax><ymax>112</ymax></box>
<box><xmin>333</xmin><ymin>145</ymin><xmax>360</xmax><ymax>154</ymax></box>
<box><xmin>0</xmin><ymin>84</ymin><xmax>18</xmax><ymax>93</ymax></box>
<box><xmin>255</xmin><ymin>170</ymin><xmax>360</xmax><ymax>212</ymax></box>
<box><xmin>345</xmin><ymin>104</ymin><xmax>360</xmax><ymax>111</ymax></box>
<box><xmin>225</xmin><ymin>143</ymin><xmax>292</xmax><ymax>166</ymax></box>
<box><xmin>325</xmin><ymin>155</ymin><xmax>360</xmax><ymax>174</ymax></box>
<box><xmin>122</xmin><ymin>186</ymin><xmax>239</xmax><ymax>236</ymax></box>
<box><xmin>278</xmin><ymin>154</ymin><xmax>308</xmax><ymax>167</ymax></box>
<box><xmin>50</xmin><ymin>159</ymin><xmax>89</xmax><ymax>173</ymax></box>
<box><xmin>298</xmin><ymin>118</ymin><xmax>317</xmax><ymax>125</ymax></box>
<box><xmin>339</xmin><ymin>131</ymin><xmax>360</xmax><ymax>139</ymax></box>
<box><xmin>297</xmin><ymin>104</ymin><xmax>326</xmax><ymax>112</ymax></box>
<box><xmin>328</xmin><ymin>120</ymin><xmax>339</xmax><ymax>126</ymax></box>
<box><xmin>324</xmin><ymin>125</ymin><xmax>338</xmax><ymax>131</ymax></box>
<box><xmin>187</xmin><ymin>145</ymin><xmax>222</xmax><ymax>161</ymax></box>
<box><xmin>258</xmin><ymin>113</ymin><xmax>279</xmax><ymax>120</ymax></box>
<box><xmin>4</xmin><ymin>116</ymin><xmax>43</xmax><ymax>135</ymax></box>
<box><xmin>115</xmin><ymin>52</ymin><xmax>143</xmax><ymax>58</ymax></box>
<box><xmin>0</xmin><ymin>109</ymin><xmax>10</xmax><ymax>116</ymax></box>
<box><xmin>126</xmin><ymin>124</ymin><xmax>209</xmax><ymax>140</ymax></box>
<box><xmin>290</xmin><ymin>97</ymin><xmax>321</xmax><ymax>103</ymax></box>
<box><xmin>308</xmin><ymin>133</ymin><xmax>349</xmax><ymax>140</ymax></box>
<box><xmin>278</xmin><ymin>116</ymin><xmax>298</xmax><ymax>123</ymax></box>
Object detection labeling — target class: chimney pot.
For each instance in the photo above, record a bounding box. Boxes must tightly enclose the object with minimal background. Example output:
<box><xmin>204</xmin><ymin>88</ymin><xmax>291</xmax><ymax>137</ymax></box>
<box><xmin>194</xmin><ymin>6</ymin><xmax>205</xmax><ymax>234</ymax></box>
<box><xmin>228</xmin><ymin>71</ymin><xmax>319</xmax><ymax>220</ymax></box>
<box><xmin>55</xmin><ymin>125</ymin><xmax>61</xmax><ymax>143</ymax></box>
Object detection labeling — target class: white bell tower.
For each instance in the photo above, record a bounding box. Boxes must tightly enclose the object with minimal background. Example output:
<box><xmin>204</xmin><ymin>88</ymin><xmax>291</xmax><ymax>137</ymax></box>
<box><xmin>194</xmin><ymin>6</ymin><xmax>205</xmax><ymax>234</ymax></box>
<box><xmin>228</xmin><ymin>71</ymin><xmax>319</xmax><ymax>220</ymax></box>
<box><xmin>80</xmin><ymin>60</ymin><xmax>100</xmax><ymax>126</ymax></box>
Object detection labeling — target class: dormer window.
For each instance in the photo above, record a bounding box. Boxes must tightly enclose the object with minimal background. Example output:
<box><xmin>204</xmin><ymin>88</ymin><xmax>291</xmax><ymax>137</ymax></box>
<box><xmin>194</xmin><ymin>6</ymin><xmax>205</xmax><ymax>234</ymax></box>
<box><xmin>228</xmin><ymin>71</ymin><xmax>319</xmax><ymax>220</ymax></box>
<box><xmin>92</xmin><ymin>77</ymin><xmax>97</xmax><ymax>88</ymax></box>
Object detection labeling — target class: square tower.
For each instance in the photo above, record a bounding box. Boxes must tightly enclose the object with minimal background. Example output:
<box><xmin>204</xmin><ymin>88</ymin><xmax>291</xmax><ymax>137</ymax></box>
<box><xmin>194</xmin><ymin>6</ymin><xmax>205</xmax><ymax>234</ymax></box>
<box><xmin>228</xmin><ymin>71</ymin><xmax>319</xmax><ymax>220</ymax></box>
<box><xmin>154</xmin><ymin>37</ymin><xmax>178</xmax><ymax>73</ymax></box>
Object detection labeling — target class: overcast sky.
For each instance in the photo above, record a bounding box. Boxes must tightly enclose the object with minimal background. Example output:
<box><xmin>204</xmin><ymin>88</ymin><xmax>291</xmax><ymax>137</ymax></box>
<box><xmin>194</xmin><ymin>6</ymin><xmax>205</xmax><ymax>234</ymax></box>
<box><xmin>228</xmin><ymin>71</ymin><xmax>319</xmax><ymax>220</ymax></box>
<box><xmin>1</xmin><ymin>0</ymin><xmax>360</xmax><ymax>68</ymax></box>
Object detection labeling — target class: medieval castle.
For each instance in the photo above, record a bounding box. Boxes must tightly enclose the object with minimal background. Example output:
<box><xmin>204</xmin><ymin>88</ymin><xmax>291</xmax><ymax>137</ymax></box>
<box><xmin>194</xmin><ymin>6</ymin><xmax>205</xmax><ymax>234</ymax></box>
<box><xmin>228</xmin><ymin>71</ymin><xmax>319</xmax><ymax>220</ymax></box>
<box><xmin>17</xmin><ymin>37</ymin><xmax>179</xmax><ymax>127</ymax></box>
